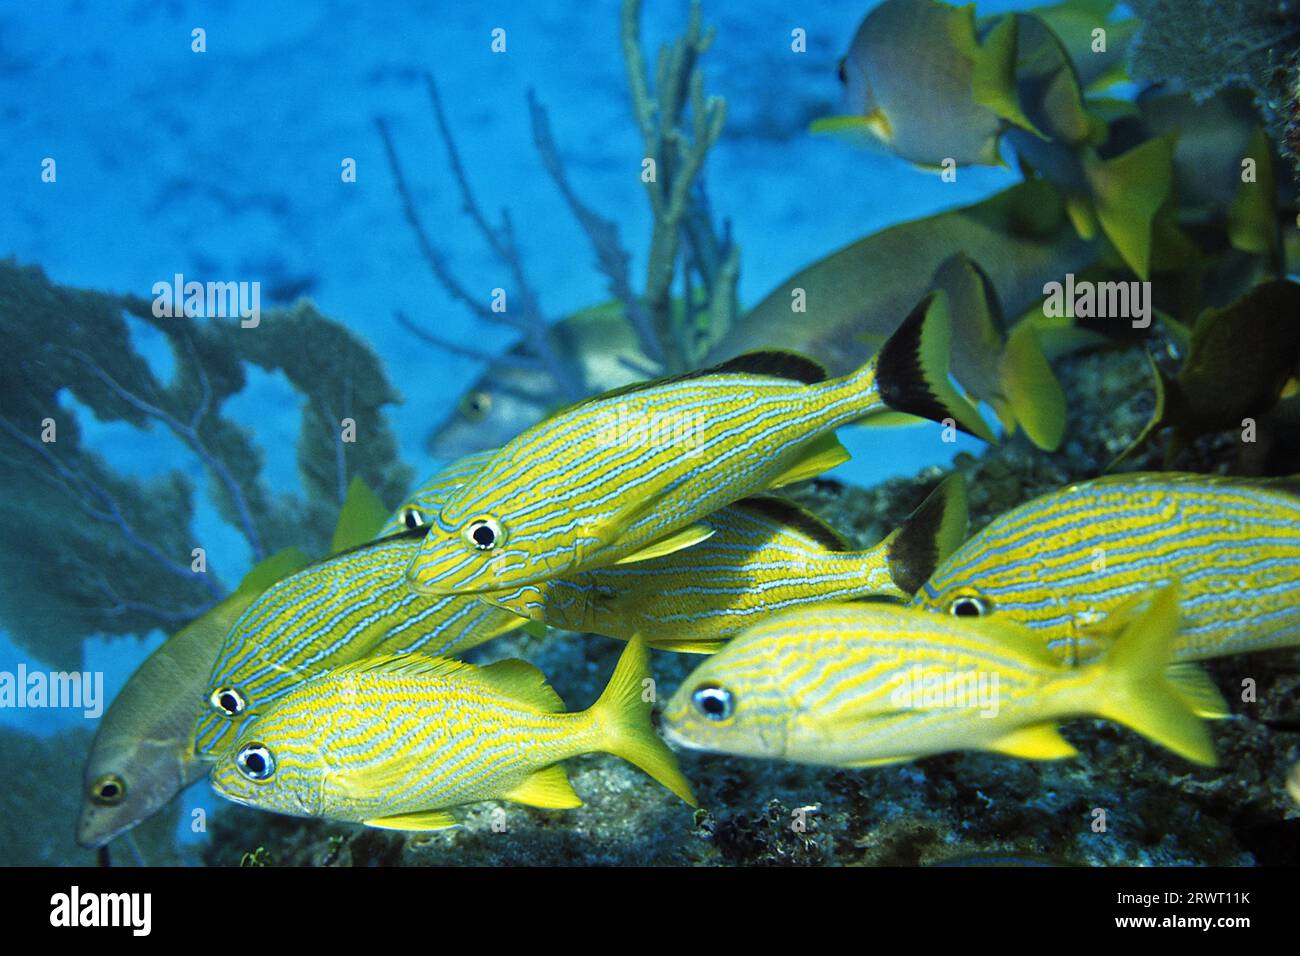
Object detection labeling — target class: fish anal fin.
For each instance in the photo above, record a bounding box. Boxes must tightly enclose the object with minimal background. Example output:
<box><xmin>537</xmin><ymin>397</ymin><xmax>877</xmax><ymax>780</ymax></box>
<box><xmin>503</xmin><ymin>764</ymin><xmax>583</xmax><ymax>810</ymax></box>
<box><xmin>364</xmin><ymin>810</ymin><xmax>460</xmax><ymax>832</ymax></box>
<box><xmin>987</xmin><ymin>723</ymin><xmax>1079</xmax><ymax>760</ymax></box>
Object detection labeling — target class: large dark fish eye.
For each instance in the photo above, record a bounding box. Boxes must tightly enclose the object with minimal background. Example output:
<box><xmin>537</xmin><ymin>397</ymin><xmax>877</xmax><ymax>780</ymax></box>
<box><xmin>210</xmin><ymin>686</ymin><xmax>247</xmax><ymax>717</ymax></box>
<box><xmin>402</xmin><ymin>507</ymin><xmax>426</xmax><ymax>530</ymax></box>
<box><xmin>464</xmin><ymin>516</ymin><xmax>504</xmax><ymax>551</ymax></box>
<box><xmin>90</xmin><ymin>773</ymin><xmax>126</xmax><ymax>806</ymax></box>
<box><xmin>692</xmin><ymin>684</ymin><xmax>734</xmax><ymax>722</ymax></box>
<box><xmin>949</xmin><ymin>594</ymin><xmax>990</xmax><ymax>618</ymax></box>
<box><xmin>236</xmin><ymin>743</ymin><xmax>276</xmax><ymax>781</ymax></box>
<box><xmin>458</xmin><ymin>390</ymin><xmax>493</xmax><ymax>422</ymax></box>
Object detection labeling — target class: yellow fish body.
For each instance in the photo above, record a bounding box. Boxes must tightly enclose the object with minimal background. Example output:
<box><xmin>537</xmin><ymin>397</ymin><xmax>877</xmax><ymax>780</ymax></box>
<box><xmin>485</xmin><ymin>475</ymin><xmax>967</xmax><ymax>652</ymax></box>
<box><xmin>407</xmin><ymin>302</ymin><xmax>991</xmax><ymax>597</ymax></box>
<box><xmin>662</xmin><ymin>587</ymin><xmax>1218</xmax><ymax>768</ymax></box>
<box><xmin>912</xmin><ymin>472</ymin><xmax>1300</xmax><ymax>664</ymax></box>
<box><xmin>210</xmin><ymin>636</ymin><xmax>695</xmax><ymax>829</ymax></box>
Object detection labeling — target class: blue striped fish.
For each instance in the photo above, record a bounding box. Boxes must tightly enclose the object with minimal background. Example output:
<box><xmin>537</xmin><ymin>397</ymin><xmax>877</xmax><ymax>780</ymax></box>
<box><xmin>485</xmin><ymin>475</ymin><xmax>967</xmax><ymax>652</ymax></box>
<box><xmin>407</xmin><ymin>297</ymin><xmax>993</xmax><ymax>597</ymax></box>
<box><xmin>192</xmin><ymin>528</ymin><xmax>526</xmax><ymax>759</ymax></box>
<box><xmin>210</xmin><ymin>636</ymin><xmax>695</xmax><ymax>830</ymax></box>
<box><xmin>911</xmin><ymin>473</ymin><xmax>1300</xmax><ymax>664</ymax></box>
<box><xmin>662</xmin><ymin>587</ymin><xmax>1220</xmax><ymax>767</ymax></box>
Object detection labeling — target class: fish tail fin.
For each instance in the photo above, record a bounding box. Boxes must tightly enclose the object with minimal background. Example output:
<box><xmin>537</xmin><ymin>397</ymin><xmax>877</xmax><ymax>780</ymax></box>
<box><xmin>589</xmin><ymin>636</ymin><xmax>697</xmax><ymax>805</ymax></box>
<box><xmin>879</xmin><ymin>473</ymin><xmax>970</xmax><ymax>597</ymax></box>
<box><xmin>999</xmin><ymin>322</ymin><xmax>1067</xmax><ymax>451</ymax></box>
<box><xmin>1092</xmin><ymin>583</ymin><xmax>1218</xmax><ymax>766</ymax></box>
<box><xmin>864</xmin><ymin>291</ymin><xmax>995</xmax><ymax>441</ymax></box>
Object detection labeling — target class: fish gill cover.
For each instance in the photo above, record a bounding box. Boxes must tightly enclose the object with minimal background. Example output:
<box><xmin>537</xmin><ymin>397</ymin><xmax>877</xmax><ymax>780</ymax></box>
<box><xmin>0</xmin><ymin>0</ymin><xmax>1297</xmax><ymax>869</ymax></box>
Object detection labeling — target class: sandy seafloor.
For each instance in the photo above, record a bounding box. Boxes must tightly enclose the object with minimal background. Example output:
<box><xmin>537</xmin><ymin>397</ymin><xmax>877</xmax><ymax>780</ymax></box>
<box><xmin>4</xmin><ymin>0</ymin><xmax>1295</xmax><ymax>866</ymax></box>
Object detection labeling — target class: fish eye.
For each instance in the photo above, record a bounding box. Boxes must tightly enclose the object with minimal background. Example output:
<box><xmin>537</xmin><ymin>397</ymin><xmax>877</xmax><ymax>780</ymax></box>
<box><xmin>691</xmin><ymin>684</ymin><xmax>734</xmax><ymax>722</ymax></box>
<box><xmin>458</xmin><ymin>390</ymin><xmax>493</xmax><ymax>422</ymax></box>
<box><xmin>402</xmin><ymin>507</ymin><xmax>426</xmax><ymax>530</ymax></box>
<box><xmin>236</xmin><ymin>743</ymin><xmax>276</xmax><ymax>781</ymax></box>
<box><xmin>949</xmin><ymin>594</ymin><xmax>990</xmax><ymax>618</ymax></box>
<box><xmin>209</xmin><ymin>686</ymin><xmax>247</xmax><ymax>717</ymax></box>
<box><xmin>90</xmin><ymin>774</ymin><xmax>126</xmax><ymax>806</ymax></box>
<box><xmin>464</xmin><ymin>516</ymin><xmax>504</xmax><ymax>551</ymax></box>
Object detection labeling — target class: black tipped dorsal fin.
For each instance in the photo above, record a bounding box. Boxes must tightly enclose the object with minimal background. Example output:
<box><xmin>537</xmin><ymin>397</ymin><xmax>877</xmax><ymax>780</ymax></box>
<box><xmin>732</xmin><ymin>495</ymin><xmax>852</xmax><ymax>552</ymax></box>
<box><xmin>706</xmin><ymin>351</ymin><xmax>828</xmax><ymax>384</ymax></box>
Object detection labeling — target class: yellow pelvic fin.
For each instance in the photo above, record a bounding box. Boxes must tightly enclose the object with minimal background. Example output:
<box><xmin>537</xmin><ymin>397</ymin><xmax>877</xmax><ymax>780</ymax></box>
<box><xmin>589</xmin><ymin>636</ymin><xmax>697</xmax><ymax>806</ymax></box>
<box><xmin>478</xmin><ymin>659</ymin><xmax>566</xmax><ymax>712</ymax></box>
<box><xmin>645</xmin><ymin>638</ymin><xmax>726</xmax><ymax>655</ymax></box>
<box><xmin>503</xmin><ymin>764</ymin><xmax>583</xmax><ymax>810</ymax></box>
<box><xmin>999</xmin><ymin>321</ymin><xmax>1067</xmax><ymax>452</ymax></box>
<box><xmin>843</xmin><ymin>755</ymin><xmax>912</xmax><ymax>768</ymax></box>
<box><xmin>364</xmin><ymin>810</ymin><xmax>460</xmax><ymax>832</ymax></box>
<box><xmin>987</xmin><ymin>723</ymin><xmax>1079</xmax><ymax>760</ymax></box>
<box><xmin>768</xmin><ymin>432</ymin><xmax>851</xmax><ymax>488</ymax></box>
<box><xmin>614</xmin><ymin>524</ymin><xmax>716</xmax><ymax>565</ymax></box>
<box><xmin>1165</xmin><ymin>664</ymin><xmax>1230</xmax><ymax>720</ymax></box>
<box><xmin>1093</xmin><ymin>583</ymin><xmax>1218</xmax><ymax>766</ymax></box>
<box><xmin>809</xmin><ymin>111</ymin><xmax>893</xmax><ymax>145</ymax></box>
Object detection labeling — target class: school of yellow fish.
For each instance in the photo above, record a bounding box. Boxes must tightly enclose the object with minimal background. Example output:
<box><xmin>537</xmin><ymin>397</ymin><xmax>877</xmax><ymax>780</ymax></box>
<box><xmin>77</xmin><ymin>293</ymin><xmax>1300</xmax><ymax>849</ymax></box>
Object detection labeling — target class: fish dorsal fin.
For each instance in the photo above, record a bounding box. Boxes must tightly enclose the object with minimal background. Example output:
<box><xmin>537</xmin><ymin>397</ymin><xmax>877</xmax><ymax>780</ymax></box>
<box><xmin>364</xmin><ymin>810</ymin><xmax>460</xmax><ymax>832</ymax></box>
<box><xmin>334</xmin><ymin>653</ymin><xmax>476</xmax><ymax>681</ymax></box>
<box><xmin>733</xmin><ymin>495</ymin><xmax>852</xmax><ymax>552</ymax></box>
<box><xmin>503</xmin><ymin>764</ymin><xmax>582</xmax><ymax>809</ymax></box>
<box><xmin>988</xmin><ymin>723</ymin><xmax>1079</xmax><ymax>760</ymax></box>
<box><xmin>769</xmin><ymin>432</ymin><xmax>851</xmax><ymax>488</ymax></box>
<box><xmin>331</xmin><ymin>476</ymin><xmax>392</xmax><ymax>553</ymax></box>
<box><xmin>704</xmin><ymin>350</ymin><xmax>828</xmax><ymax>384</ymax></box>
<box><xmin>884</xmin><ymin>473</ymin><xmax>970</xmax><ymax>596</ymax></box>
<box><xmin>572</xmin><ymin>350</ymin><xmax>828</xmax><ymax>409</ymax></box>
<box><xmin>613</xmin><ymin>524</ymin><xmax>716</xmax><ymax>565</ymax></box>
<box><xmin>477</xmin><ymin>659</ymin><xmax>566</xmax><ymax>712</ymax></box>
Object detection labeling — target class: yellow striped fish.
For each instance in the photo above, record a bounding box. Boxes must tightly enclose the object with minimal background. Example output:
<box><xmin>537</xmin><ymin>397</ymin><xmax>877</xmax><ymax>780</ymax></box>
<box><xmin>911</xmin><ymin>473</ymin><xmax>1300</xmax><ymax>664</ymax></box>
<box><xmin>210</xmin><ymin>636</ymin><xmax>696</xmax><ymax>830</ymax></box>
<box><xmin>485</xmin><ymin>474</ymin><xmax>968</xmax><ymax>652</ymax></box>
<box><xmin>662</xmin><ymin>586</ymin><xmax>1220</xmax><ymax>767</ymax></box>
<box><xmin>406</xmin><ymin>298</ymin><xmax>993</xmax><ymax>597</ymax></box>
<box><xmin>192</xmin><ymin>528</ymin><xmax>527</xmax><ymax>759</ymax></box>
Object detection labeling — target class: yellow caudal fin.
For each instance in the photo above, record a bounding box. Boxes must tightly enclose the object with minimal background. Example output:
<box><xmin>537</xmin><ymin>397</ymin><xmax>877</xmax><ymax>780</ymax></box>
<box><xmin>588</xmin><ymin>636</ymin><xmax>697</xmax><ymax>805</ymax></box>
<box><xmin>881</xmin><ymin>472</ymin><xmax>970</xmax><ymax>598</ymax></box>
<box><xmin>1093</xmin><ymin>583</ymin><xmax>1218</xmax><ymax>766</ymax></box>
<box><xmin>999</xmin><ymin>322</ymin><xmax>1067</xmax><ymax>452</ymax></box>
<box><xmin>867</xmin><ymin>291</ymin><xmax>995</xmax><ymax>442</ymax></box>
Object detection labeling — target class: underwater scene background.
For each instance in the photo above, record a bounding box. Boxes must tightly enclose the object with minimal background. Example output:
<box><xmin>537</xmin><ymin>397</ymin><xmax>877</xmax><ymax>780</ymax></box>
<box><xmin>2</xmin><ymin>0</ymin><xmax>1299</xmax><ymax>866</ymax></box>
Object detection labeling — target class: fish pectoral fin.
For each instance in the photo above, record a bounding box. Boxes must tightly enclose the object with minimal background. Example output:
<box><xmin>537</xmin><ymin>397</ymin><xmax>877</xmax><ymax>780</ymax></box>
<box><xmin>987</xmin><ymin>723</ymin><xmax>1079</xmax><ymax>760</ymax></box>
<box><xmin>613</xmin><ymin>524</ymin><xmax>716</xmax><ymax>565</ymax></box>
<box><xmin>363</xmin><ymin>810</ymin><xmax>460</xmax><ymax>832</ymax></box>
<box><xmin>768</xmin><ymin>433</ymin><xmax>851</xmax><ymax>489</ymax></box>
<box><xmin>503</xmin><ymin>765</ymin><xmax>583</xmax><ymax>810</ymax></box>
